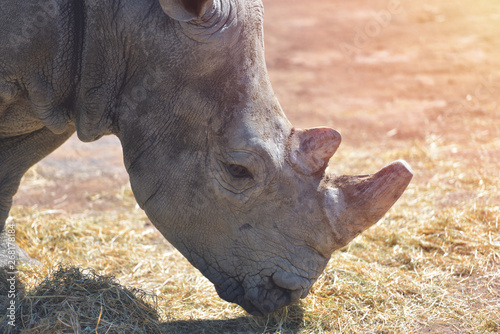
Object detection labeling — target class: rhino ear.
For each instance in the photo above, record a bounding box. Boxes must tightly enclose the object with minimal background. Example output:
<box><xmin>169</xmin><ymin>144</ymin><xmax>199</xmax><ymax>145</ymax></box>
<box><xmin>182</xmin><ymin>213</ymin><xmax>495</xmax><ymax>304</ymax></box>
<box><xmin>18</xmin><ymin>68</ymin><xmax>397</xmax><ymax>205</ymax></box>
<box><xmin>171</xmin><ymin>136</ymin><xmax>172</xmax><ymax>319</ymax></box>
<box><xmin>159</xmin><ymin>0</ymin><xmax>213</xmax><ymax>21</ymax></box>
<box><xmin>288</xmin><ymin>127</ymin><xmax>342</xmax><ymax>176</ymax></box>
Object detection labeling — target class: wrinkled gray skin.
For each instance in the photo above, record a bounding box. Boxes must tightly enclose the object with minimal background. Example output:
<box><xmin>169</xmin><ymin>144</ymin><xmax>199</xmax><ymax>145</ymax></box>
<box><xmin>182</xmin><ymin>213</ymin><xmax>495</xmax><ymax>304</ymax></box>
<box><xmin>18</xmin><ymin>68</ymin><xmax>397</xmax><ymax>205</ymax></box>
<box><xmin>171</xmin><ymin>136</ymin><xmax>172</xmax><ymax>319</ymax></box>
<box><xmin>0</xmin><ymin>0</ymin><xmax>412</xmax><ymax>315</ymax></box>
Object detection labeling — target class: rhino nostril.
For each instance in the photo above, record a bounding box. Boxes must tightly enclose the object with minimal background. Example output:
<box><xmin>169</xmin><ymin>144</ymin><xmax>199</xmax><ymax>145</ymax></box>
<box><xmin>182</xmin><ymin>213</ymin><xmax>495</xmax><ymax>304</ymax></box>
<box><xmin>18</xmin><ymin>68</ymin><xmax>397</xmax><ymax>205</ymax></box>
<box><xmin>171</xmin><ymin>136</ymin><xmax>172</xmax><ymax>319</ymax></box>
<box><xmin>271</xmin><ymin>272</ymin><xmax>310</xmax><ymax>304</ymax></box>
<box><xmin>271</xmin><ymin>271</ymin><xmax>304</xmax><ymax>291</ymax></box>
<box><xmin>241</xmin><ymin>273</ymin><xmax>312</xmax><ymax>315</ymax></box>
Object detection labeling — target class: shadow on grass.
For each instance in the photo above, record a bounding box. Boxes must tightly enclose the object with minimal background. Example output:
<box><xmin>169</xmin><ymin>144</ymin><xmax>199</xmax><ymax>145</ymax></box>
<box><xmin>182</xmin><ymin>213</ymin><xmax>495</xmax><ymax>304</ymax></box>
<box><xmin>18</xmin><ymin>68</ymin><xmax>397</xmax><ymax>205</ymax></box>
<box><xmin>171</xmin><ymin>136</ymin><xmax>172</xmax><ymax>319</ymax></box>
<box><xmin>161</xmin><ymin>317</ymin><xmax>258</xmax><ymax>334</ymax></box>
<box><xmin>161</xmin><ymin>304</ymin><xmax>304</xmax><ymax>334</ymax></box>
<box><xmin>160</xmin><ymin>304</ymin><xmax>305</xmax><ymax>333</ymax></box>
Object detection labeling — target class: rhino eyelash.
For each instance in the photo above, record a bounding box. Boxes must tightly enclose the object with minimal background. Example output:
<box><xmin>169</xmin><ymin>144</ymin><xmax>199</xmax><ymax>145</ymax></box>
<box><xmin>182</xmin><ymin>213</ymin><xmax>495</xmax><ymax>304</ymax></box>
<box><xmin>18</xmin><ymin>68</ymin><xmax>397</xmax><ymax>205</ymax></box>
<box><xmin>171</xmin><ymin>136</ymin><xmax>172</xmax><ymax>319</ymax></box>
<box><xmin>227</xmin><ymin>164</ymin><xmax>253</xmax><ymax>179</ymax></box>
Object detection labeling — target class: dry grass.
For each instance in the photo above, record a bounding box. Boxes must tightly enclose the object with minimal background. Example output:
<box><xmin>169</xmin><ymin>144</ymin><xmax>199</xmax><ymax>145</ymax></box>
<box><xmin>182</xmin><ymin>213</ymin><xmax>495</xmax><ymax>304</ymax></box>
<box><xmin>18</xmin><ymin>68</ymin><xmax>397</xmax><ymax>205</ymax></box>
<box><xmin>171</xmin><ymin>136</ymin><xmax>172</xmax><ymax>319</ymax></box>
<box><xmin>1</xmin><ymin>265</ymin><xmax>162</xmax><ymax>334</ymax></box>
<box><xmin>1</xmin><ymin>130</ymin><xmax>499</xmax><ymax>333</ymax></box>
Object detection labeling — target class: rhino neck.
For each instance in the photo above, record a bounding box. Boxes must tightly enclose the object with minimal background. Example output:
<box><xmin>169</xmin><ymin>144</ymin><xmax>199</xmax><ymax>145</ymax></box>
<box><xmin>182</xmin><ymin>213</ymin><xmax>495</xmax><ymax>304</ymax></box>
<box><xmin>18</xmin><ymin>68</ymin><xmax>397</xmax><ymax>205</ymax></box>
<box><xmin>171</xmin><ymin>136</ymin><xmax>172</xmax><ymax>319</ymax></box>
<box><xmin>73</xmin><ymin>0</ymin><xmax>161</xmax><ymax>142</ymax></box>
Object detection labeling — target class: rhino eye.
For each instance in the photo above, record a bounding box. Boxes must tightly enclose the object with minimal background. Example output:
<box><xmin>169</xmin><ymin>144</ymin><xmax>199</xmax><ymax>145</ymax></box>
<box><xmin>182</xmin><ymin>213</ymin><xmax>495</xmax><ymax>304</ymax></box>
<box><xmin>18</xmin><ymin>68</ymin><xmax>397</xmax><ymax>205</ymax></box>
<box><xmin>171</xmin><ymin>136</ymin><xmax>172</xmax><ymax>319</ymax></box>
<box><xmin>228</xmin><ymin>164</ymin><xmax>253</xmax><ymax>179</ymax></box>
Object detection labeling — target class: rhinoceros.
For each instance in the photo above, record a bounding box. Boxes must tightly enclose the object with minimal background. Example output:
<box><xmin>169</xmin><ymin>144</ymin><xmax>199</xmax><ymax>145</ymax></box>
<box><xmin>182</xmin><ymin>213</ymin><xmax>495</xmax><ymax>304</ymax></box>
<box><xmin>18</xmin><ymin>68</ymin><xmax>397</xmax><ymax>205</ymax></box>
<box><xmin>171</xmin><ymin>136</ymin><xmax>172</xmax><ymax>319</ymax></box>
<box><xmin>0</xmin><ymin>0</ymin><xmax>412</xmax><ymax>315</ymax></box>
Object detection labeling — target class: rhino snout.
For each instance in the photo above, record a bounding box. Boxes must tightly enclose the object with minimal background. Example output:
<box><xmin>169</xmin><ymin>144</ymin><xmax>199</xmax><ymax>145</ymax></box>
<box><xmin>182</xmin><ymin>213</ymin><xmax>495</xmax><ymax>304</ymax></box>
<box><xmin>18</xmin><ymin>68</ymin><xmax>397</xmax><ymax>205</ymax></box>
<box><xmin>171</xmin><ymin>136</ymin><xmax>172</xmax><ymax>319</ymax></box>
<box><xmin>239</xmin><ymin>271</ymin><xmax>314</xmax><ymax>316</ymax></box>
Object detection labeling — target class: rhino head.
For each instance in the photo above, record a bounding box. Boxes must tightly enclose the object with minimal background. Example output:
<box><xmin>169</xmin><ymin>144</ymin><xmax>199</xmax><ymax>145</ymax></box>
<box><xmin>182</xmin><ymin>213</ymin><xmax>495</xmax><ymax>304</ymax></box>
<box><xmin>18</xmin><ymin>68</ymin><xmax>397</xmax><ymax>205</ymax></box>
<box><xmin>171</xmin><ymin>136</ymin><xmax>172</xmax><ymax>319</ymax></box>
<box><xmin>74</xmin><ymin>0</ymin><xmax>412</xmax><ymax>315</ymax></box>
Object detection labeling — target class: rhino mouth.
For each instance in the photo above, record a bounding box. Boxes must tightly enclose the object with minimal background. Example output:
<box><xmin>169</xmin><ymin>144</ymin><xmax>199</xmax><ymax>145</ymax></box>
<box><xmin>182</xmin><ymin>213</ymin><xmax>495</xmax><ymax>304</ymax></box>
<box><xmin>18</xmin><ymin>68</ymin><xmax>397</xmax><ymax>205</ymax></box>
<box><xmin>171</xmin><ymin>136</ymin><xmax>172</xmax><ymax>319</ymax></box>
<box><xmin>215</xmin><ymin>272</ymin><xmax>313</xmax><ymax>316</ymax></box>
<box><xmin>176</xmin><ymin>239</ymin><xmax>325</xmax><ymax>315</ymax></box>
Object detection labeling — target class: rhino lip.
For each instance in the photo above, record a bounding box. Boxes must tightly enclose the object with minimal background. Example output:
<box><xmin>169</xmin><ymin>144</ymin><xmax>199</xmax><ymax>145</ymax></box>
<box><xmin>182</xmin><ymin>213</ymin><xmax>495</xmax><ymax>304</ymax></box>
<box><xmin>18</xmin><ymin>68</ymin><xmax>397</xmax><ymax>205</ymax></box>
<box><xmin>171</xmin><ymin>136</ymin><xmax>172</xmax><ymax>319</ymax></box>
<box><xmin>205</xmin><ymin>258</ymin><xmax>316</xmax><ymax>315</ymax></box>
<box><xmin>185</xmin><ymin>253</ymin><xmax>303</xmax><ymax>315</ymax></box>
<box><xmin>237</xmin><ymin>275</ymin><xmax>310</xmax><ymax>316</ymax></box>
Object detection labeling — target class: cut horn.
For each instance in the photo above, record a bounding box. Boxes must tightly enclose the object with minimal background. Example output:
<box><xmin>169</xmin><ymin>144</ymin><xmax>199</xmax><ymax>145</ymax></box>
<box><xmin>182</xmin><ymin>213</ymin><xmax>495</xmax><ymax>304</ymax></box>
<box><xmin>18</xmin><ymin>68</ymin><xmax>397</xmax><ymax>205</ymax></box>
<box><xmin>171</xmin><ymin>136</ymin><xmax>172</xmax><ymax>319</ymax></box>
<box><xmin>324</xmin><ymin>160</ymin><xmax>413</xmax><ymax>249</ymax></box>
<box><xmin>288</xmin><ymin>127</ymin><xmax>341</xmax><ymax>176</ymax></box>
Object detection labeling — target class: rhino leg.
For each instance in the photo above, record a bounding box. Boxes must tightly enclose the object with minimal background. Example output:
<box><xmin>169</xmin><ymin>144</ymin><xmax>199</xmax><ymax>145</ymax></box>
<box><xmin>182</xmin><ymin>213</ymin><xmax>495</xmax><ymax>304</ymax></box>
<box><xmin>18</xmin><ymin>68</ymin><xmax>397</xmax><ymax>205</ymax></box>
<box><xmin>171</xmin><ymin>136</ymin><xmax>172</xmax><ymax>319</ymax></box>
<box><xmin>0</xmin><ymin>126</ymin><xmax>75</xmax><ymax>231</ymax></box>
<box><xmin>0</xmin><ymin>125</ymin><xmax>74</xmax><ymax>266</ymax></box>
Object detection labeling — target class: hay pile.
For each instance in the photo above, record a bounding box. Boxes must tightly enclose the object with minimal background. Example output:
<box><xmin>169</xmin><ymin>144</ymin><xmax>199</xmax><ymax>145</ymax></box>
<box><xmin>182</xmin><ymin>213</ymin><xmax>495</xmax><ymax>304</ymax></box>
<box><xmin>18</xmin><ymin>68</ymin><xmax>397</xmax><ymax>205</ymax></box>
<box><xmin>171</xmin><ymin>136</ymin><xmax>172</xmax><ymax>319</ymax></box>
<box><xmin>1</xmin><ymin>265</ymin><xmax>164</xmax><ymax>334</ymax></box>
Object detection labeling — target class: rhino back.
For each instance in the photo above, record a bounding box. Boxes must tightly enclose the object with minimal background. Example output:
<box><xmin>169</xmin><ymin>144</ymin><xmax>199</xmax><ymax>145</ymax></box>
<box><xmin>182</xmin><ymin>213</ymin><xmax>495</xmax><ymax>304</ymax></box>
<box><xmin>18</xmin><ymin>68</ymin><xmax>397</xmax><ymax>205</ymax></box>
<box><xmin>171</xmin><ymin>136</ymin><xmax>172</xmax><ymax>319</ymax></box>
<box><xmin>0</xmin><ymin>0</ymin><xmax>84</xmax><ymax>136</ymax></box>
